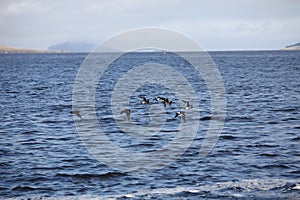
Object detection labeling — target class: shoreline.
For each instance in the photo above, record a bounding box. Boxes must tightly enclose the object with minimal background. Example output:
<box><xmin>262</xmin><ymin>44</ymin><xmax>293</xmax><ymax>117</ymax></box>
<box><xmin>1</xmin><ymin>46</ymin><xmax>299</xmax><ymax>54</ymax></box>
<box><xmin>0</xmin><ymin>46</ymin><xmax>64</xmax><ymax>53</ymax></box>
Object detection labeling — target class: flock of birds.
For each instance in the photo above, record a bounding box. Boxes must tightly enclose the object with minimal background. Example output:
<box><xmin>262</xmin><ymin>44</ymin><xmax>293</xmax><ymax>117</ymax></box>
<box><xmin>71</xmin><ymin>95</ymin><xmax>193</xmax><ymax>123</ymax></box>
<box><xmin>120</xmin><ymin>96</ymin><xmax>193</xmax><ymax>123</ymax></box>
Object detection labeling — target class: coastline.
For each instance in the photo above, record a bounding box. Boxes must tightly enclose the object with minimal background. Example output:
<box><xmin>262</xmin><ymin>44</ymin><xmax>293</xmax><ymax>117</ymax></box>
<box><xmin>1</xmin><ymin>45</ymin><xmax>299</xmax><ymax>54</ymax></box>
<box><xmin>0</xmin><ymin>46</ymin><xmax>63</xmax><ymax>53</ymax></box>
<box><xmin>283</xmin><ymin>46</ymin><xmax>300</xmax><ymax>51</ymax></box>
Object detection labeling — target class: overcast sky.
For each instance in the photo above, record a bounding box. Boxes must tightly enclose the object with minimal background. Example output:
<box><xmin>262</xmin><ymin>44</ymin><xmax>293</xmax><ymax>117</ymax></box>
<box><xmin>0</xmin><ymin>0</ymin><xmax>299</xmax><ymax>50</ymax></box>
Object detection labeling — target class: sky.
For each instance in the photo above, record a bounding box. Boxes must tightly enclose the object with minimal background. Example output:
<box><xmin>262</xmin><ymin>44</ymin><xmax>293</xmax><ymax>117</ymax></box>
<box><xmin>0</xmin><ymin>0</ymin><xmax>299</xmax><ymax>51</ymax></box>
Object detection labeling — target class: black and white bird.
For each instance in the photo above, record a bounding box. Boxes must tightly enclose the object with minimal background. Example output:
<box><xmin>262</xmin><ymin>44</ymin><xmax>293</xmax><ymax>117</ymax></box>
<box><xmin>139</xmin><ymin>96</ymin><xmax>150</xmax><ymax>104</ymax></box>
<box><xmin>155</xmin><ymin>96</ymin><xmax>174</xmax><ymax>107</ymax></box>
<box><xmin>175</xmin><ymin>111</ymin><xmax>186</xmax><ymax>122</ymax></box>
<box><xmin>120</xmin><ymin>109</ymin><xmax>131</xmax><ymax>121</ymax></box>
<box><xmin>155</xmin><ymin>97</ymin><xmax>165</xmax><ymax>101</ymax></box>
<box><xmin>182</xmin><ymin>100</ymin><xmax>193</xmax><ymax>109</ymax></box>
<box><xmin>70</xmin><ymin>110</ymin><xmax>82</xmax><ymax>119</ymax></box>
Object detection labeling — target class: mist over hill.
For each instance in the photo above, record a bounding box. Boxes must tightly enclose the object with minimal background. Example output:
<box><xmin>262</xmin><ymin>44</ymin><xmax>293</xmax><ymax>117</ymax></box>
<box><xmin>283</xmin><ymin>42</ymin><xmax>300</xmax><ymax>50</ymax></box>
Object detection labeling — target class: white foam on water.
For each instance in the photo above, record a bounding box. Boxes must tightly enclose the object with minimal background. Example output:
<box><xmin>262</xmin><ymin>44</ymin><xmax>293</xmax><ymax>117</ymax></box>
<box><xmin>292</xmin><ymin>184</ymin><xmax>300</xmax><ymax>190</ymax></box>
<box><xmin>8</xmin><ymin>179</ymin><xmax>299</xmax><ymax>200</ymax></box>
<box><xmin>188</xmin><ymin>189</ymin><xmax>200</xmax><ymax>193</ymax></box>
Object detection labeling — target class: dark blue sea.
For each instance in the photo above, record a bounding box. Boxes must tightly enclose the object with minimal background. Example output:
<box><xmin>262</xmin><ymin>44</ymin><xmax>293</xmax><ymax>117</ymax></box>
<box><xmin>0</xmin><ymin>51</ymin><xmax>299</xmax><ymax>199</ymax></box>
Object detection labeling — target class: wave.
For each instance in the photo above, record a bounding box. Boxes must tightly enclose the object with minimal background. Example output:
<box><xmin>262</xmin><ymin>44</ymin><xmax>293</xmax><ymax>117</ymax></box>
<box><xmin>55</xmin><ymin>171</ymin><xmax>126</xmax><ymax>180</ymax></box>
<box><xmin>8</xmin><ymin>179</ymin><xmax>299</xmax><ymax>199</ymax></box>
<box><xmin>91</xmin><ymin>179</ymin><xmax>299</xmax><ymax>199</ymax></box>
<box><xmin>12</xmin><ymin>185</ymin><xmax>54</xmax><ymax>192</ymax></box>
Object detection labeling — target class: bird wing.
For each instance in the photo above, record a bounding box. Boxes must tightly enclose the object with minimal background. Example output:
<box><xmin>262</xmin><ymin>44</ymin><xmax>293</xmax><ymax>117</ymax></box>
<box><xmin>125</xmin><ymin>112</ymin><xmax>130</xmax><ymax>121</ymax></box>
<box><xmin>139</xmin><ymin>96</ymin><xmax>147</xmax><ymax>101</ymax></box>
<box><xmin>182</xmin><ymin>100</ymin><xmax>189</xmax><ymax>106</ymax></box>
<box><xmin>186</xmin><ymin>102</ymin><xmax>190</xmax><ymax>107</ymax></box>
<box><xmin>71</xmin><ymin>111</ymin><xmax>82</xmax><ymax>118</ymax></box>
<box><xmin>163</xmin><ymin>101</ymin><xmax>167</xmax><ymax>107</ymax></box>
<box><xmin>182</xmin><ymin>114</ymin><xmax>186</xmax><ymax>122</ymax></box>
<box><xmin>121</xmin><ymin>109</ymin><xmax>130</xmax><ymax>121</ymax></box>
<box><xmin>75</xmin><ymin>111</ymin><xmax>82</xmax><ymax>118</ymax></box>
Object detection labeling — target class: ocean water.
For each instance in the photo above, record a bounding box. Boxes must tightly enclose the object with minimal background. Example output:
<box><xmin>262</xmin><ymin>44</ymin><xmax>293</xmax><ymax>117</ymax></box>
<box><xmin>0</xmin><ymin>51</ymin><xmax>299</xmax><ymax>199</ymax></box>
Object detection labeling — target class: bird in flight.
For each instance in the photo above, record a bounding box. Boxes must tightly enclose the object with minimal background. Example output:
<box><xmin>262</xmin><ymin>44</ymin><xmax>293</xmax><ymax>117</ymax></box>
<box><xmin>120</xmin><ymin>109</ymin><xmax>131</xmax><ymax>121</ymax></box>
<box><xmin>139</xmin><ymin>96</ymin><xmax>150</xmax><ymax>104</ymax></box>
<box><xmin>182</xmin><ymin>100</ymin><xmax>193</xmax><ymax>109</ymax></box>
<box><xmin>175</xmin><ymin>111</ymin><xmax>186</xmax><ymax>122</ymax></box>
<box><xmin>70</xmin><ymin>110</ymin><xmax>82</xmax><ymax>119</ymax></box>
<box><xmin>155</xmin><ymin>96</ymin><xmax>174</xmax><ymax>107</ymax></box>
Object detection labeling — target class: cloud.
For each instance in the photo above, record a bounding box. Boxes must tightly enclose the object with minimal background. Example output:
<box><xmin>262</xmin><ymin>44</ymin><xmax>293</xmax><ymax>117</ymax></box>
<box><xmin>0</xmin><ymin>0</ymin><xmax>299</xmax><ymax>50</ymax></box>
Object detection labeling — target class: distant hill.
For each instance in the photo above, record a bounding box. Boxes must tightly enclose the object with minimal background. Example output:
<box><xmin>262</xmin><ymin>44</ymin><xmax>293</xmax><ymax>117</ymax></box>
<box><xmin>48</xmin><ymin>42</ymin><xmax>96</xmax><ymax>52</ymax></box>
<box><xmin>283</xmin><ymin>42</ymin><xmax>300</xmax><ymax>50</ymax></box>
<box><xmin>0</xmin><ymin>45</ymin><xmax>61</xmax><ymax>53</ymax></box>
